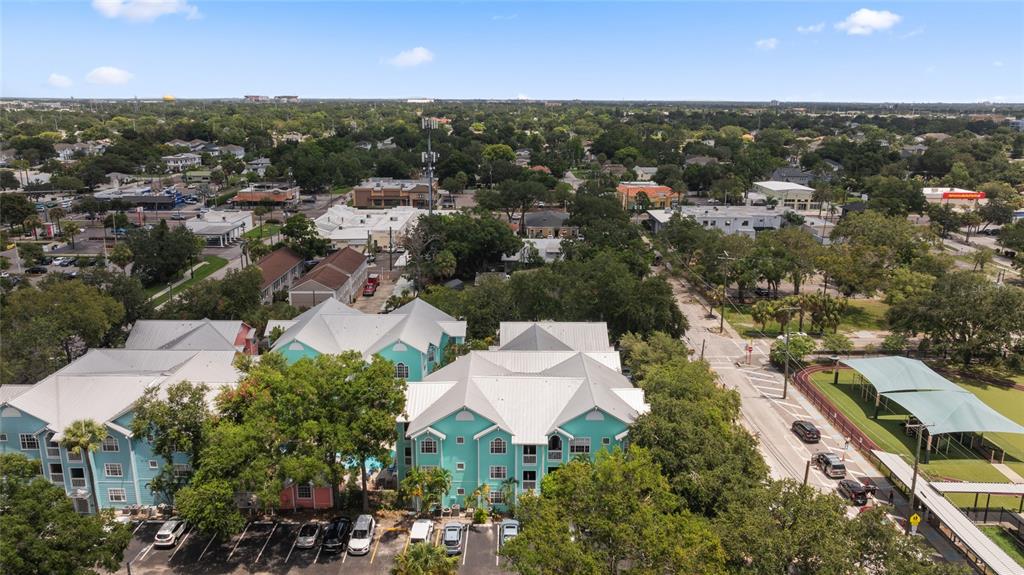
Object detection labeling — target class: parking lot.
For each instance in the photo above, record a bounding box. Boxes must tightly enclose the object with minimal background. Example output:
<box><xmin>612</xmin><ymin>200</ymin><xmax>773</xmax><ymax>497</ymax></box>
<box><xmin>121</xmin><ymin>515</ymin><xmax>511</xmax><ymax>574</ymax></box>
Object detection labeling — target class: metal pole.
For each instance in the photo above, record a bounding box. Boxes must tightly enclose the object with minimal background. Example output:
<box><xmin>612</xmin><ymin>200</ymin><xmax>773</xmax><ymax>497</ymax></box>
<box><xmin>782</xmin><ymin>326</ymin><xmax>791</xmax><ymax>399</ymax></box>
<box><xmin>427</xmin><ymin>127</ymin><xmax>434</xmax><ymax>215</ymax></box>
<box><xmin>803</xmin><ymin>459</ymin><xmax>811</xmax><ymax>486</ymax></box>
<box><xmin>699</xmin><ymin>339</ymin><xmax>706</xmax><ymax>361</ymax></box>
<box><xmin>906</xmin><ymin>425</ymin><xmax>924</xmax><ymax>534</ymax></box>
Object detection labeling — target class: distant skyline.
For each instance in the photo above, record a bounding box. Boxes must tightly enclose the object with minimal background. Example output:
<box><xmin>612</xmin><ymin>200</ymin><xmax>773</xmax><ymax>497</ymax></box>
<box><xmin>2</xmin><ymin>1</ymin><xmax>1023</xmax><ymax>103</ymax></box>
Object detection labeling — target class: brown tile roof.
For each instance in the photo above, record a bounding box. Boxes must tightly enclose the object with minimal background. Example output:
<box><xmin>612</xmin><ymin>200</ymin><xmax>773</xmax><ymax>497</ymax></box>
<box><xmin>257</xmin><ymin>247</ymin><xmax>304</xmax><ymax>289</ymax></box>
<box><xmin>292</xmin><ymin>247</ymin><xmax>366</xmax><ymax>291</ymax></box>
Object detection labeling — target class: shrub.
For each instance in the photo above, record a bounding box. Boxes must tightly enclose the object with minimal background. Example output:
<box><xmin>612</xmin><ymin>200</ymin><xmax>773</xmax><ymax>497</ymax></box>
<box><xmin>769</xmin><ymin>334</ymin><xmax>817</xmax><ymax>368</ymax></box>
<box><xmin>473</xmin><ymin>507</ymin><xmax>489</xmax><ymax>524</ymax></box>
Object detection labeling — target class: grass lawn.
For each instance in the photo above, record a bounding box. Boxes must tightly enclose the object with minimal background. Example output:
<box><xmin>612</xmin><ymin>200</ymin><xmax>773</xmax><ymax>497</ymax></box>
<box><xmin>980</xmin><ymin>526</ymin><xmax>1024</xmax><ymax>566</ymax></box>
<box><xmin>810</xmin><ymin>370</ymin><xmax>1024</xmax><ymax>509</ymax></box>
<box><xmin>146</xmin><ymin>256</ymin><xmax>229</xmax><ymax>305</ymax></box>
<box><xmin>330</xmin><ymin>185</ymin><xmax>352</xmax><ymax>196</ymax></box>
<box><xmin>243</xmin><ymin>223</ymin><xmax>281</xmax><ymax>240</ymax></box>
<box><xmin>724</xmin><ymin>298</ymin><xmax>888</xmax><ymax>339</ymax></box>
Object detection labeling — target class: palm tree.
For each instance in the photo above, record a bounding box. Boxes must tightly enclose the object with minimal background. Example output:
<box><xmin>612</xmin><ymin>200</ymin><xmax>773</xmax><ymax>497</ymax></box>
<box><xmin>400</xmin><ymin>467</ymin><xmax>427</xmax><ymax>512</ymax></box>
<box><xmin>392</xmin><ymin>542</ymin><xmax>458</xmax><ymax>575</ymax></box>
<box><xmin>499</xmin><ymin>477</ymin><xmax>518</xmax><ymax>515</ymax></box>
<box><xmin>60</xmin><ymin>419</ymin><xmax>108</xmax><ymax>513</ymax></box>
<box><xmin>469</xmin><ymin>483</ymin><xmax>491</xmax><ymax>510</ymax></box>
<box><xmin>424</xmin><ymin>467</ymin><xmax>453</xmax><ymax>513</ymax></box>
<box><xmin>48</xmin><ymin>206</ymin><xmax>66</xmax><ymax>229</ymax></box>
<box><xmin>23</xmin><ymin>215</ymin><xmax>41</xmax><ymax>240</ymax></box>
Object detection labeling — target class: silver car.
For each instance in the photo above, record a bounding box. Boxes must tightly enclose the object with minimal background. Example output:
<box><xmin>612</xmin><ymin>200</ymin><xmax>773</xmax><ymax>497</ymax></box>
<box><xmin>442</xmin><ymin>522</ymin><xmax>464</xmax><ymax>555</ymax></box>
<box><xmin>154</xmin><ymin>520</ymin><xmax>188</xmax><ymax>548</ymax></box>
<box><xmin>295</xmin><ymin>522</ymin><xmax>321</xmax><ymax>549</ymax></box>
<box><xmin>499</xmin><ymin>519</ymin><xmax>519</xmax><ymax>548</ymax></box>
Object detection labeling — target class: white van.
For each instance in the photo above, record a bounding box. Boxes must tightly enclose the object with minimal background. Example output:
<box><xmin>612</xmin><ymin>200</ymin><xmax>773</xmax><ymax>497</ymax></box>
<box><xmin>409</xmin><ymin>519</ymin><xmax>434</xmax><ymax>545</ymax></box>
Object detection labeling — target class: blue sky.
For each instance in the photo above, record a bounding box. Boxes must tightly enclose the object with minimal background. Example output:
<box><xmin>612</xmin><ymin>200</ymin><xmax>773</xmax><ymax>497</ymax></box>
<box><xmin>3</xmin><ymin>1</ymin><xmax>1022</xmax><ymax>102</ymax></box>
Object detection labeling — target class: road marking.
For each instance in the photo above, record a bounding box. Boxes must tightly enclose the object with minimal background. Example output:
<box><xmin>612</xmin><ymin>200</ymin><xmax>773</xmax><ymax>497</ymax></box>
<box><xmin>255</xmin><ymin>522</ymin><xmax>277</xmax><ymax>563</ymax></box>
<box><xmin>341</xmin><ymin>549</ymin><xmax>349</xmax><ymax>566</ymax></box>
<box><xmin>132</xmin><ymin>522</ymin><xmax>146</xmax><ymax>536</ymax></box>
<box><xmin>462</xmin><ymin>526</ymin><xmax>470</xmax><ymax>565</ymax></box>
<box><xmin>197</xmin><ymin>534</ymin><xmax>218</xmax><ymax>562</ymax></box>
<box><xmin>745</xmin><ymin>373</ymin><xmax>780</xmax><ymax>383</ymax></box>
<box><xmin>226</xmin><ymin>521</ymin><xmax>251</xmax><ymax>561</ymax></box>
<box><xmin>285</xmin><ymin>530</ymin><xmax>299</xmax><ymax>564</ymax></box>
<box><xmin>132</xmin><ymin>543</ymin><xmax>153</xmax><ymax>564</ymax></box>
<box><xmin>168</xmin><ymin>529</ymin><xmax>192</xmax><ymax>561</ymax></box>
<box><xmin>495</xmin><ymin>524</ymin><xmax>500</xmax><ymax>566</ymax></box>
<box><xmin>313</xmin><ymin>543</ymin><xmax>322</xmax><ymax>564</ymax></box>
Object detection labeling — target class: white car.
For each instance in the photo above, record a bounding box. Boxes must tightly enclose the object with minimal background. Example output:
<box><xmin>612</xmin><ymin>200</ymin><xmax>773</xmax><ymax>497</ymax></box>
<box><xmin>499</xmin><ymin>519</ymin><xmax>519</xmax><ymax>547</ymax></box>
<box><xmin>154</xmin><ymin>519</ymin><xmax>188</xmax><ymax>548</ymax></box>
<box><xmin>409</xmin><ymin>519</ymin><xmax>434</xmax><ymax>545</ymax></box>
<box><xmin>347</xmin><ymin>514</ymin><xmax>376</xmax><ymax>555</ymax></box>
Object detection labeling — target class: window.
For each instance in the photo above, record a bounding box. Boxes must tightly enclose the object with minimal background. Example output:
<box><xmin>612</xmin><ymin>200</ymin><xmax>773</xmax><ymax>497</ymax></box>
<box><xmin>602</xmin><ymin>437</ymin><xmax>611</xmax><ymax>447</ymax></box>
<box><xmin>456</xmin><ymin>462</ymin><xmax>465</xmax><ymax>471</ymax></box>
<box><xmin>102</xmin><ymin>437</ymin><xmax>119</xmax><ymax>452</ymax></box>
<box><xmin>297</xmin><ymin>484</ymin><xmax>313</xmax><ymax>499</ymax></box>
<box><xmin>488</xmin><ymin>491</ymin><xmax>504</xmax><ymax>504</ymax></box>
<box><xmin>404</xmin><ymin>446</ymin><xmax>412</xmax><ymax>466</ymax></box>
<box><xmin>569</xmin><ymin>438</ymin><xmax>591</xmax><ymax>454</ymax></box>
<box><xmin>489</xmin><ymin>466</ymin><xmax>507</xmax><ymax>480</ymax></box>
<box><xmin>522</xmin><ymin>470</ymin><xmax>537</xmax><ymax>491</ymax></box>
<box><xmin>19</xmin><ymin>434</ymin><xmax>39</xmax><ymax>450</ymax></box>
<box><xmin>47</xmin><ymin>440</ymin><xmax>60</xmax><ymax>458</ymax></box>
<box><xmin>67</xmin><ymin>450</ymin><xmax>82</xmax><ymax>462</ymax></box>
<box><xmin>548</xmin><ymin>436</ymin><xmax>563</xmax><ymax>461</ymax></box>
<box><xmin>419</xmin><ymin>465</ymin><xmax>436</xmax><ymax>472</ymax></box>
<box><xmin>70</xmin><ymin>468</ymin><xmax>86</xmax><ymax>488</ymax></box>
<box><xmin>108</xmin><ymin>488</ymin><xmax>127</xmax><ymax>503</ymax></box>
<box><xmin>173</xmin><ymin>464</ymin><xmax>192</xmax><ymax>478</ymax></box>
<box><xmin>489</xmin><ymin>438</ymin><xmax>507</xmax><ymax>455</ymax></box>
<box><xmin>455</xmin><ymin>436</ymin><xmax>465</xmax><ymax>445</ymax></box>
<box><xmin>148</xmin><ymin>460</ymin><xmax>159</xmax><ymax>469</ymax></box>
<box><xmin>394</xmin><ymin>363</ymin><xmax>409</xmax><ymax>378</ymax></box>
<box><xmin>0</xmin><ymin>433</ymin><xmax>7</xmax><ymax>442</ymax></box>
<box><xmin>741</xmin><ymin>220</ymin><xmax>750</xmax><ymax>227</ymax></box>
<box><xmin>104</xmin><ymin>463</ymin><xmax>123</xmax><ymax>477</ymax></box>
<box><xmin>428</xmin><ymin>345</ymin><xmax>437</xmax><ymax>363</ymax></box>
<box><xmin>522</xmin><ymin>445</ymin><xmax>537</xmax><ymax>465</ymax></box>
<box><xmin>420</xmin><ymin>438</ymin><xmax>437</xmax><ymax>454</ymax></box>
<box><xmin>456</xmin><ymin>488</ymin><xmax>465</xmax><ymax>496</ymax></box>
<box><xmin>49</xmin><ymin>463</ymin><xmax>64</xmax><ymax>484</ymax></box>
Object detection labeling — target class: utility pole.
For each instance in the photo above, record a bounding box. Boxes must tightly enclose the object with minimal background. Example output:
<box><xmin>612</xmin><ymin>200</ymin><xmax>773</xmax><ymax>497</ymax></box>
<box><xmin>421</xmin><ymin>117</ymin><xmax>438</xmax><ymax>215</ymax></box>
<box><xmin>776</xmin><ymin>305</ymin><xmax>800</xmax><ymax>399</ymax></box>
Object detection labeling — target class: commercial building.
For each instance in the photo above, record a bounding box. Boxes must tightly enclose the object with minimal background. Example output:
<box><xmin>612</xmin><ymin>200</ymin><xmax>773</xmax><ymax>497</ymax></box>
<box><xmin>256</xmin><ymin>247</ymin><xmax>306</xmax><ymax>304</ymax></box>
<box><xmin>397</xmin><ymin>322</ymin><xmax>646</xmax><ymax>509</ymax></box>
<box><xmin>0</xmin><ymin>349</ymin><xmax>240</xmax><ymax>512</ymax></box>
<box><xmin>921</xmin><ymin>187</ymin><xmax>988</xmax><ymax>210</ymax></box>
<box><xmin>288</xmin><ymin>247</ymin><xmax>368</xmax><ymax>307</ymax></box>
<box><xmin>616</xmin><ymin>182</ymin><xmax>674</xmax><ymax>209</ymax></box>
<box><xmin>314</xmin><ymin>204</ymin><xmax>427</xmax><ymax>250</ymax></box>
<box><xmin>352</xmin><ymin>178</ymin><xmax>446</xmax><ymax>209</ymax></box>
<box><xmin>233</xmin><ymin>183</ymin><xmax>300</xmax><ymax>206</ymax></box>
<box><xmin>93</xmin><ymin>184</ymin><xmax>184</xmax><ymax>210</ymax></box>
<box><xmin>185</xmin><ymin>210</ymin><xmax>253</xmax><ymax>246</ymax></box>
<box><xmin>752</xmin><ymin>181</ymin><xmax>819</xmax><ymax>211</ymax></box>
<box><xmin>646</xmin><ymin>206</ymin><xmax>784</xmax><ymax>236</ymax></box>
<box><xmin>267</xmin><ymin>298</ymin><xmax>466</xmax><ymax>381</ymax></box>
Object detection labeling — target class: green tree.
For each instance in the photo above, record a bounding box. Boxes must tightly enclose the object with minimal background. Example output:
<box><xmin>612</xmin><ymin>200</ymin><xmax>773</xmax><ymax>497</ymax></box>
<box><xmin>618</xmin><ymin>331</ymin><xmax>689</xmax><ymax>381</ymax></box>
<box><xmin>883</xmin><ymin>267</ymin><xmax>936</xmax><ymax>306</ymax></box>
<box><xmin>23</xmin><ymin>214</ymin><xmax>41</xmax><ymax>240</ymax></box>
<box><xmin>109</xmin><ymin>243</ymin><xmax>133</xmax><ymax>272</ymax></box>
<box><xmin>126</xmin><ymin>220</ymin><xmax>203</xmax><ymax>286</ymax></box>
<box><xmin>59</xmin><ymin>419</ymin><xmax>108</xmax><ymax>514</ymax></box>
<box><xmin>281</xmin><ymin>213</ymin><xmax>329</xmax><ymax>259</ymax></box>
<box><xmin>0</xmin><ymin>169</ymin><xmax>20</xmax><ymax>190</ymax></box>
<box><xmin>0</xmin><ymin>194</ymin><xmax>34</xmax><ymax>225</ymax></box>
<box><xmin>60</xmin><ymin>220</ymin><xmax>80</xmax><ymax>249</ymax></box>
<box><xmin>175</xmin><ymin>478</ymin><xmax>246</xmax><ymax>536</ymax></box>
<box><xmin>0</xmin><ymin>453</ymin><xmax>131</xmax><ymax>575</ymax></box>
<box><xmin>392</xmin><ymin>542</ymin><xmax>458</xmax><ymax>575</ymax></box>
<box><xmin>47</xmin><ymin>206</ymin><xmax>67</xmax><ymax>228</ymax></box>
<box><xmin>769</xmin><ymin>334</ymin><xmax>817</xmax><ymax>367</ymax></box>
<box><xmin>970</xmin><ymin>247</ymin><xmax>994</xmax><ymax>271</ymax></box>
<box><xmin>476</xmin><ymin>180</ymin><xmax>549</xmax><ymax>236</ymax></box>
<box><xmin>17</xmin><ymin>242</ymin><xmax>43</xmax><ymax>266</ymax></box>
<box><xmin>821</xmin><ymin>333</ymin><xmax>854</xmax><ymax>356</ymax></box>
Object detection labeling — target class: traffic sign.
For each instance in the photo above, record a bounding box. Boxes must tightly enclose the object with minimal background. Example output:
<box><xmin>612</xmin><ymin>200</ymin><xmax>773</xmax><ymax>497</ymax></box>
<box><xmin>909</xmin><ymin>513</ymin><xmax>921</xmax><ymax>526</ymax></box>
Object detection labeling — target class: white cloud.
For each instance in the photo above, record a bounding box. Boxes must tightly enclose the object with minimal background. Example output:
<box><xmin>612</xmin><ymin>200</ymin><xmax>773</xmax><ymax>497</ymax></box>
<box><xmin>993</xmin><ymin>61</ymin><xmax>1004</xmax><ymax>68</ymax></box>
<box><xmin>516</xmin><ymin>94</ymin><xmax>530</xmax><ymax>100</ymax></box>
<box><xmin>92</xmin><ymin>0</ymin><xmax>199</xmax><ymax>22</ymax></box>
<box><xmin>48</xmin><ymin>73</ymin><xmax>73</xmax><ymax>88</ymax></box>
<box><xmin>389</xmin><ymin>47</ymin><xmax>434</xmax><ymax>67</ymax></box>
<box><xmin>86</xmin><ymin>66</ymin><xmax>134</xmax><ymax>85</ymax></box>
<box><xmin>836</xmin><ymin>8</ymin><xmax>901</xmax><ymax>35</ymax></box>
<box><xmin>796</xmin><ymin>22</ymin><xmax>825</xmax><ymax>34</ymax></box>
<box><xmin>755</xmin><ymin>38</ymin><xmax>779</xmax><ymax>50</ymax></box>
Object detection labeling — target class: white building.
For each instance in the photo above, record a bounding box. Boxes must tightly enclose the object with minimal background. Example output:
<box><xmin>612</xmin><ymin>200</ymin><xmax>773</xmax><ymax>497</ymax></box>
<box><xmin>634</xmin><ymin>166</ymin><xmax>658</xmax><ymax>181</ymax></box>
<box><xmin>647</xmin><ymin>206</ymin><xmax>784</xmax><ymax>236</ymax></box>
<box><xmin>752</xmin><ymin>181</ymin><xmax>818</xmax><ymax>211</ymax></box>
<box><xmin>921</xmin><ymin>187</ymin><xmax>988</xmax><ymax>210</ymax></box>
<box><xmin>314</xmin><ymin>205</ymin><xmax>435</xmax><ymax>251</ymax></box>
<box><xmin>185</xmin><ymin>210</ymin><xmax>253</xmax><ymax>246</ymax></box>
<box><xmin>162</xmin><ymin>153</ymin><xmax>202</xmax><ymax>172</ymax></box>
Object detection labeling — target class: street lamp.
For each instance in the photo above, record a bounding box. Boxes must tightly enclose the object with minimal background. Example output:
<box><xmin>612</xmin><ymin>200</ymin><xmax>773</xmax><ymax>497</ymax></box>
<box><xmin>905</xmin><ymin>422</ymin><xmax>934</xmax><ymax>535</ymax></box>
<box><xmin>776</xmin><ymin>305</ymin><xmax>800</xmax><ymax>399</ymax></box>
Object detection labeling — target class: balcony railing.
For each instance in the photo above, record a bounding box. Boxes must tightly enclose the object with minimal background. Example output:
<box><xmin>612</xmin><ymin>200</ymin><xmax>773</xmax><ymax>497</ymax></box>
<box><xmin>547</xmin><ymin>450</ymin><xmax>562</xmax><ymax>461</ymax></box>
<box><xmin>50</xmin><ymin>474</ymin><xmax>64</xmax><ymax>484</ymax></box>
<box><xmin>71</xmin><ymin>478</ymin><xmax>87</xmax><ymax>488</ymax></box>
<box><xmin>522</xmin><ymin>455</ymin><xmax>537</xmax><ymax>465</ymax></box>
<box><xmin>521</xmin><ymin>481</ymin><xmax>536</xmax><ymax>491</ymax></box>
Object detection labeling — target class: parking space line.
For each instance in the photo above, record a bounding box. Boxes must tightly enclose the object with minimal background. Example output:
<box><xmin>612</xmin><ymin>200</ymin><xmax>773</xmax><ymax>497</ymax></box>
<box><xmin>226</xmin><ymin>521</ymin><xmax>251</xmax><ymax>561</ymax></box>
<box><xmin>255</xmin><ymin>522</ymin><xmax>277</xmax><ymax>563</ymax></box>
<box><xmin>284</xmin><ymin>529</ymin><xmax>300</xmax><ymax>564</ymax></box>
<box><xmin>132</xmin><ymin>543</ymin><xmax>153</xmax><ymax>564</ymax></box>
<box><xmin>462</xmin><ymin>526</ymin><xmax>470</xmax><ymax>565</ymax></box>
<box><xmin>197</xmin><ymin>533</ymin><xmax>218</xmax><ymax>562</ymax></box>
<box><xmin>168</xmin><ymin>529</ymin><xmax>192</xmax><ymax>561</ymax></box>
<box><xmin>313</xmin><ymin>543</ymin><xmax>322</xmax><ymax>564</ymax></box>
<box><xmin>495</xmin><ymin>525</ymin><xmax>500</xmax><ymax>566</ymax></box>
<box><xmin>132</xmin><ymin>522</ymin><xmax>146</xmax><ymax>536</ymax></box>
<box><xmin>342</xmin><ymin>549</ymin><xmax>349</xmax><ymax>563</ymax></box>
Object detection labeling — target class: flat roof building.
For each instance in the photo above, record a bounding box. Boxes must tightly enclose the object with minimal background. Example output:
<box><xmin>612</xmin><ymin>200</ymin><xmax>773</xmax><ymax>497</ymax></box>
<box><xmin>314</xmin><ymin>204</ymin><xmax>435</xmax><ymax>250</ymax></box>
<box><xmin>647</xmin><ymin>206</ymin><xmax>784</xmax><ymax>236</ymax></box>
<box><xmin>185</xmin><ymin>210</ymin><xmax>253</xmax><ymax>246</ymax></box>
<box><xmin>752</xmin><ymin>181</ymin><xmax>819</xmax><ymax>211</ymax></box>
<box><xmin>352</xmin><ymin>178</ymin><xmax>447</xmax><ymax>210</ymax></box>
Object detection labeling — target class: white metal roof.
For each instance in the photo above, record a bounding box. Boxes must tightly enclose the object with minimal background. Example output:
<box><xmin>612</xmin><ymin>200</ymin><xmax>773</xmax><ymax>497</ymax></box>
<box><xmin>499</xmin><ymin>322</ymin><xmax>612</xmax><ymax>352</ymax></box>
<box><xmin>754</xmin><ymin>180</ymin><xmax>815</xmax><ymax>192</ymax></box>
<box><xmin>929</xmin><ymin>482</ymin><xmax>1024</xmax><ymax>496</ymax></box>
<box><xmin>8</xmin><ymin>349</ymin><xmax>240</xmax><ymax>440</ymax></box>
<box><xmin>125</xmin><ymin>319</ymin><xmax>243</xmax><ymax>352</ymax></box>
<box><xmin>873</xmin><ymin>451</ymin><xmax>1024</xmax><ymax>575</ymax></box>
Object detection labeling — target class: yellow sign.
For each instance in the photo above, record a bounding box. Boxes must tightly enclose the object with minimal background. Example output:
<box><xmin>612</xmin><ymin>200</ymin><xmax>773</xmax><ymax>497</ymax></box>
<box><xmin>909</xmin><ymin>513</ymin><xmax>921</xmax><ymax>526</ymax></box>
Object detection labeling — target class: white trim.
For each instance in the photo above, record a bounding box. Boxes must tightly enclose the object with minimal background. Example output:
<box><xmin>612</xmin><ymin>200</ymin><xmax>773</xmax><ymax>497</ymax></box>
<box><xmin>554</xmin><ymin>427</ymin><xmax>575</xmax><ymax>440</ymax></box>
<box><xmin>104</xmin><ymin>463</ymin><xmax>124</xmax><ymax>478</ymax></box>
<box><xmin>410</xmin><ymin>426</ymin><xmax>447</xmax><ymax>441</ymax></box>
<box><xmin>101</xmin><ymin>436</ymin><xmax>120</xmax><ymax>452</ymax></box>
<box><xmin>489</xmin><ymin>437</ymin><xmax>508</xmax><ymax>455</ymax></box>
<box><xmin>128</xmin><ymin>440</ymin><xmax>141</xmax><ymax>506</ymax></box>
<box><xmin>472</xmin><ymin>424</ymin><xmax>500</xmax><ymax>441</ymax></box>
<box><xmin>107</xmin><ymin>422</ymin><xmax>133</xmax><ymax>438</ymax></box>
<box><xmin>108</xmin><ymin>487</ymin><xmax>127</xmax><ymax>503</ymax></box>
<box><xmin>489</xmin><ymin>466</ymin><xmax>508</xmax><ymax>480</ymax></box>
<box><xmin>614</xmin><ymin>430</ymin><xmax>630</xmax><ymax>441</ymax></box>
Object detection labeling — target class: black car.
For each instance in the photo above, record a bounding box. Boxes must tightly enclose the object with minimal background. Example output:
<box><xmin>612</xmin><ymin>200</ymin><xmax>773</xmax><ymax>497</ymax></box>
<box><xmin>321</xmin><ymin>517</ymin><xmax>353</xmax><ymax>552</ymax></box>
<box><xmin>26</xmin><ymin>266</ymin><xmax>48</xmax><ymax>275</ymax></box>
<box><xmin>837</xmin><ymin>479</ymin><xmax>869</xmax><ymax>506</ymax></box>
<box><xmin>791</xmin><ymin>420</ymin><xmax>821</xmax><ymax>443</ymax></box>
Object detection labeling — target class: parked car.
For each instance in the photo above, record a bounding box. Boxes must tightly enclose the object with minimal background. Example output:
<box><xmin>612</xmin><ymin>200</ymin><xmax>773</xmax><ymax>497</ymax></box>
<box><xmin>321</xmin><ymin>517</ymin><xmax>352</xmax><ymax>552</ymax></box>
<box><xmin>837</xmin><ymin>479</ymin><xmax>869</xmax><ymax>506</ymax></box>
<box><xmin>171</xmin><ymin>212</ymin><xmax>187</xmax><ymax>221</ymax></box>
<box><xmin>791</xmin><ymin>420</ymin><xmax>821</xmax><ymax>443</ymax></box>
<box><xmin>499</xmin><ymin>519</ymin><xmax>520</xmax><ymax>548</ymax></box>
<box><xmin>153</xmin><ymin>520</ymin><xmax>188</xmax><ymax>548</ymax></box>
<box><xmin>362</xmin><ymin>281</ymin><xmax>378</xmax><ymax>297</ymax></box>
<box><xmin>813</xmin><ymin>451</ymin><xmax>847</xmax><ymax>479</ymax></box>
<box><xmin>442</xmin><ymin>522</ymin><xmax>464</xmax><ymax>555</ymax></box>
<box><xmin>57</xmin><ymin>257</ymin><xmax>77</xmax><ymax>267</ymax></box>
<box><xmin>348</xmin><ymin>515</ymin><xmax>376</xmax><ymax>555</ymax></box>
<box><xmin>409</xmin><ymin>519</ymin><xmax>434</xmax><ymax>545</ymax></box>
<box><xmin>26</xmin><ymin>266</ymin><xmax>48</xmax><ymax>275</ymax></box>
<box><xmin>295</xmin><ymin>522</ymin><xmax>321</xmax><ymax>549</ymax></box>
<box><xmin>37</xmin><ymin>256</ymin><xmax>53</xmax><ymax>265</ymax></box>
<box><xmin>62</xmin><ymin>270</ymin><xmax>78</xmax><ymax>280</ymax></box>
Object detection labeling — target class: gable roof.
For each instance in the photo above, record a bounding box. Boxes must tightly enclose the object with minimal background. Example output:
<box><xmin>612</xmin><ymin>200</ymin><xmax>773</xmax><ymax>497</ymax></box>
<box><xmin>257</xmin><ymin>247</ymin><xmax>304</xmax><ymax>289</ymax></box>
<box><xmin>407</xmin><ymin>350</ymin><xmax>644</xmax><ymax>444</ymax></box>
<box><xmin>8</xmin><ymin>350</ymin><xmax>239</xmax><ymax>440</ymax></box>
<box><xmin>292</xmin><ymin>247</ymin><xmax>366</xmax><ymax>290</ymax></box>
<box><xmin>125</xmin><ymin>319</ymin><xmax>245</xmax><ymax>352</ymax></box>
<box><xmin>500</xmin><ymin>324</ymin><xmax>573</xmax><ymax>351</ymax></box>
<box><xmin>499</xmin><ymin>322</ymin><xmax>613</xmax><ymax>352</ymax></box>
